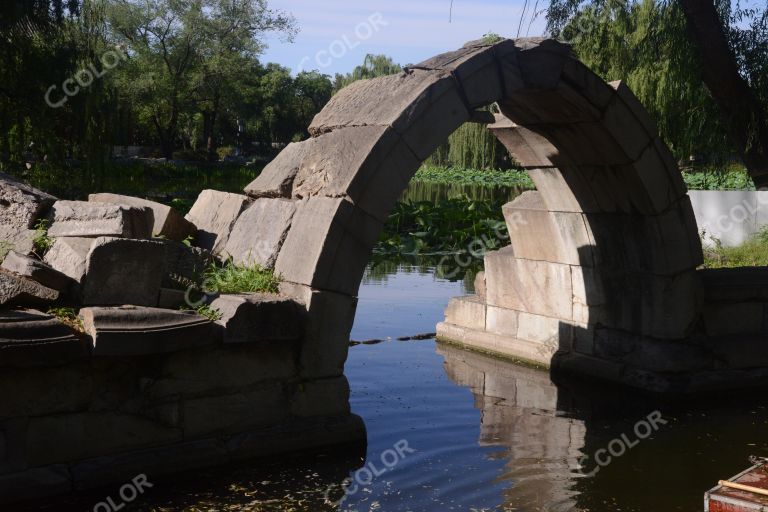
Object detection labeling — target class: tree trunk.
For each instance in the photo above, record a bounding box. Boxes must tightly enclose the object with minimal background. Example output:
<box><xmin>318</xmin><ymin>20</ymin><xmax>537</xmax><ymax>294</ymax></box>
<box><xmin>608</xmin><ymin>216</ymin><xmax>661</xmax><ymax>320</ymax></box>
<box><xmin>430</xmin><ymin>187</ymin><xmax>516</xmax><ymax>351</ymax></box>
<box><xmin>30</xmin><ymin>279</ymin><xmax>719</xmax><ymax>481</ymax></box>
<box><xmin>678</xmin><ymin>0</ymin><xmax>768</xmax><ymax>187</ymax></box>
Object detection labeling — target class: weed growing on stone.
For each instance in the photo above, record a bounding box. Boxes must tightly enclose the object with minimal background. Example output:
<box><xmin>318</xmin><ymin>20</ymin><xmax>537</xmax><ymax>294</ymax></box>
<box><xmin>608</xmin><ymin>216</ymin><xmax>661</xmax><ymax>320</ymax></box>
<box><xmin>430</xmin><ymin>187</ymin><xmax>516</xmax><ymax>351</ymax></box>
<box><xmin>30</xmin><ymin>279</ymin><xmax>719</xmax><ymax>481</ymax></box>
<box><xmin>185</xmin><ymin>304</ymin><xmax>223</xmax><ymax>321</ymax></box>
<box><xmin>0</xmin><ymin>241</ymin><xmax>13</xmax><ymax>261</ymax></box>
<box><xmin>204</xmin><ymin>260</ymin><xmax>281</xmax><ymax>294</ymax></box>
<box><xmin>32</xmin><ymin>219</ymin><xmax>55</xmax><ymax>256</ymax></box>
<box><xmin>702</xmin><ymin>227</ymin><xmax>768</xmax><ymax>268</ymax></box>
<box><xmin>47</xmin><ymin>307</ymin><xmax>84</xmax><ymax>332</ymax></box>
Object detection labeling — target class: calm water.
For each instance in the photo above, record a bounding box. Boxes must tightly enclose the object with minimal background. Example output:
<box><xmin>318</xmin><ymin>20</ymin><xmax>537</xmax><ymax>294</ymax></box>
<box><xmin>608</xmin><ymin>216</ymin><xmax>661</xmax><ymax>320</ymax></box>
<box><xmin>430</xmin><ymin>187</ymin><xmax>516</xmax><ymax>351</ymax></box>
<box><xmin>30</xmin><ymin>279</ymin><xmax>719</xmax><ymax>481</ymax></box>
<box><xmin>32</xmin><ymin>262</ymin><xmax>768</xmax><ymax>512</ymax></box>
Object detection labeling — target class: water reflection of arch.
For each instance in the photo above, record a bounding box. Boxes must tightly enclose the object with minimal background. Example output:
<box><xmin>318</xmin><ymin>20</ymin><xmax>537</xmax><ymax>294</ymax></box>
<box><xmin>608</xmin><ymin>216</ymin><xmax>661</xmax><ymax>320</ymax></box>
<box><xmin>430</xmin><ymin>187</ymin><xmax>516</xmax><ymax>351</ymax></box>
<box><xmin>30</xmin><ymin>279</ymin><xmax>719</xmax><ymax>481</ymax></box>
<box><xmin>438</xmin><ymin>342</ymin><xmax>586</xmax><ymax>511</ymax></box>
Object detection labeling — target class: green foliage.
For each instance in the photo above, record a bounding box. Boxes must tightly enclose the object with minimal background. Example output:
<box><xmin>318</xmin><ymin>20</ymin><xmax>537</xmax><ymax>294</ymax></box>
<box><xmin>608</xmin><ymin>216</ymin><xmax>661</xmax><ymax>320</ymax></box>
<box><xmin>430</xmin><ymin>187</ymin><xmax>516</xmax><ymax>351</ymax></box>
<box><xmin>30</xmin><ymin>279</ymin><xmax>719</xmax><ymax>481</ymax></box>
<box><xmin>425</xmin><ymin>119</ymin><xmax>512</xmax><ymax>170</ymax></box>
<box><xmin>204</xmin><ymin>260</ymin><xmax>281</xmax><ymax>294</ymax></box>
<box><xmin>32</xmin><ymin>219</ymin><xmax>55</xmax><ymax>255</ymax></box>
<box><xmin>547</xmin><ymin>0</ymin><xmax>767</xmax><ymax>167</ymax></box>
<box><xmin>183</xmin><ymin>304</ymin><xmax>223</xmax><ymax>322</ymax></box>
<box><xmin>414</xmin><ymin>165</ymin><xmax>534</xmax><ymax>188</ymax></box>
<box><xmin>481</xmin><ymin>32</ymin><xmax>503</xmax><ymax>44</ymax></box>
<box><xmin>0</xmin><ymin>241</ymin><xmax>14</xmax><ymax>262</ymax></box>
<box><xmin>703</xmin><ymin>230</ymin><xmax>768</xmax><ymax>268</ymax></box>
<box><xmin>47</xmin><ymin>307</ymin><xmax>84</xmax><ymax>332</ymax></box>
<box><xmin>375</xmin><ymin>196</ymin><xmax>508</xmax><ymax>257</ymax></box>
<box><xmin>682</xmin><ymin>166</ymin><xmax>754</xmax><ymax>191</ymax></box>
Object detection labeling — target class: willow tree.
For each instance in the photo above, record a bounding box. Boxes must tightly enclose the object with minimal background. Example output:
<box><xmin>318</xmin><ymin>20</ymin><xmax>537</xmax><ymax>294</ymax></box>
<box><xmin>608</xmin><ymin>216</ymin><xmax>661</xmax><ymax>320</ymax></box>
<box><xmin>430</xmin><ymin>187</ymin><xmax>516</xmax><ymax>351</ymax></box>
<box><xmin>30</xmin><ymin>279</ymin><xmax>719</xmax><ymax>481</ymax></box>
<box><xmin>333</xmin><ymin>54</ymin><xmax>402</xmax><ymax>92</ymax></box>
<box><xmin>547</xmin><ymin>0</ymin><xmax>768</xmax><ymax>184</ymax></box>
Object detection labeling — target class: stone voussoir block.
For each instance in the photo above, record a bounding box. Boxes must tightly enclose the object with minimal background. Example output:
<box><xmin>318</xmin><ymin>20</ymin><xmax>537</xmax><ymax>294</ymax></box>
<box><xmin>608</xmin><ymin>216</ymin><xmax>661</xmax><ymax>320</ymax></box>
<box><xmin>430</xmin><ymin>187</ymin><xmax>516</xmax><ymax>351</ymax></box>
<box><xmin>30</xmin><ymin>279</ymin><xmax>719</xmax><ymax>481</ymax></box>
<box><xmin>80</xmin><ymin>306</ymin><xmax>217</xmax><ymax>356</ymax></box>
<box><xmin>80</xmin><ymin>237</ymin><xmax>165</xmax><ymax>306</ymax></box>
<box><xmin>89</xmin><ymin>193</ymin><xmax>196</xmax><ymax>242</ymax></box>
<box><xmin>309</xmin><ymin>69</ymin><xmax>470</xmax><ymax>160</ymax></box>
<box><xmin>185</xmin><ymin>190</ymin><xmax>251</xmax><ymax>255</ymax></box>
<box><xmin>222</xmin><ymin>198</ymin><xmax>296</xmax><ymax>268</ymax></box>
<box><xmin>210</xmin><ymin>293</ymin><xmax>303</xmax><ymax>344</ymax></box>
<box><xmin>291</xmin><ymin>126</ymin><xmax>420</xmax><ymax>223</ymax></box>
<box><xmin>415</xmin><ymin>43</ymin><xmax>504</xmax><ymax>108</ymax></box>
<box><xmin>275</xmin><ymin>197</ymin><xmax>382</xmax><ymax>296</ymax></box>
<box><xmin>48</xmin><ymin>200</ymin><xmax>154</xmax><ymax>239</ymax></box>
<box><xmin>244</xmin><ymin>141</ymin><xmax>309</xmax><ymax>199</ymax></box>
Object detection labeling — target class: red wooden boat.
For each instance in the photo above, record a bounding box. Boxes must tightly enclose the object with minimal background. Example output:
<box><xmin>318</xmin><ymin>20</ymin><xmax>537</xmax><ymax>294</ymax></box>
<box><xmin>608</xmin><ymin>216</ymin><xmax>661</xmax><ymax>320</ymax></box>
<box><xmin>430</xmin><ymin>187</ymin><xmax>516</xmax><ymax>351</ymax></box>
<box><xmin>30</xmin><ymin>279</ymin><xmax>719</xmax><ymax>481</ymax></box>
<box><xmin>706</xmin><ymin>461</ymin><xmax>768</xmax><ymax>511</ymax></box>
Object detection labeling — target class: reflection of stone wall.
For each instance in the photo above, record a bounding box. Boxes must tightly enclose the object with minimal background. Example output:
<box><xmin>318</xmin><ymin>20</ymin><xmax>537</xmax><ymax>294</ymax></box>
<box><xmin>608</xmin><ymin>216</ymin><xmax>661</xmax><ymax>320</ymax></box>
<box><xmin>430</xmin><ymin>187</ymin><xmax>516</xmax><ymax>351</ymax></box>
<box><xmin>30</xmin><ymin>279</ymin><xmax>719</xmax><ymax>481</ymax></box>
<box><xmin>438</xmin><ymin>343</ymin><xmax>586</xmax><ymax>511</ymax></box>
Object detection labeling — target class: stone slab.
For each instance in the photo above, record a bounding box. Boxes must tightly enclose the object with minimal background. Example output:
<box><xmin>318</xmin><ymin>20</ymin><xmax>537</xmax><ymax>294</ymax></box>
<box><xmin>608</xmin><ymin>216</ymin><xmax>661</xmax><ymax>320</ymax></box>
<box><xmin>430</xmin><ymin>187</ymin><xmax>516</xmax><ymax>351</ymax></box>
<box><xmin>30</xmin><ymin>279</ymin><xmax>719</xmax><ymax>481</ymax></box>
<box><xmin>80</xmin><ymin>237</ymin><xmax>165</xmax><ymax>306</ymax></box>
<box><xmin>160</xmin><ymin>240</ymin><xmax>211</xmax><ymax>290</ymax></box>
<box><xmin>222</xmin><ymin>198</ymin><xmax>296</xmax><ymax>268</ymax></box>
<box><xmin>185</xmin><ymin>189</ymin><xmax>251</xmax><ymax>255</ymax></box>
<box><xmin>291</xmin><ymin>376</ymin><xmax>350</xmax><ymax>418</ymax></box>
<box><xmin>0</xmin><ymin>172</ymin><xmax>56</xmax><ymax>256</ymax></box>
<box><xmin>444</xmin><ymin>295</ymin><xmax>486</xmax><ymax>331</ymax></box>
<box><xmin>210</xmin><ymin>293</ymin><xmax>303</xmax><ymax>344</ymax></box>
<box><xmin>43</xmin><ymin>236</ymin><xmax>93</xmax><ymax>283</ymax></box>
<box><xmin>486</xmin><ymin>305</ymin><xmax>519</xmax><ymax>336</ymax></box>
<box><xmin>89</xmin><ymin>193</ymin><xmax>196</xmax><ymax>241</ymax></box>
<box><xmin>1</xmin><ymin>250</ymin><xmax>74</xmax><ymax>291</ymax></box>
<box><xmin>0</xmin><ymin>268</ymin><xmax>58</xmax><ymax>307</ymax></box>
<box><xmin>79</xmin><ymin>306</ymin><xmax>217</xmax><ymax>356</ymax></box>
<box><xmin>47</xmin><ymin>200</ymin><xmax>154</xmax><ymax>238</ymax></box>
<box><xmin>436</xmin><ymin>322</ymin><xmax>555</xmax><ymax>367</ymax></box>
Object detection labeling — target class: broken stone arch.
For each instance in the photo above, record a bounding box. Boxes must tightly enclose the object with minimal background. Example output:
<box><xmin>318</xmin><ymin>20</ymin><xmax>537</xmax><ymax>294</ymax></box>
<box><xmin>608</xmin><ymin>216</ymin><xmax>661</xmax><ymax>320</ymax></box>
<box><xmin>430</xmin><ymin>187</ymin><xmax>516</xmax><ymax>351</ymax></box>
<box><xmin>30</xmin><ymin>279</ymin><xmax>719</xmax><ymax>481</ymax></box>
<box><xmin>244</xmin><ymin>37</ymin><xmax>703</xmax><ymax>383</ymax></box>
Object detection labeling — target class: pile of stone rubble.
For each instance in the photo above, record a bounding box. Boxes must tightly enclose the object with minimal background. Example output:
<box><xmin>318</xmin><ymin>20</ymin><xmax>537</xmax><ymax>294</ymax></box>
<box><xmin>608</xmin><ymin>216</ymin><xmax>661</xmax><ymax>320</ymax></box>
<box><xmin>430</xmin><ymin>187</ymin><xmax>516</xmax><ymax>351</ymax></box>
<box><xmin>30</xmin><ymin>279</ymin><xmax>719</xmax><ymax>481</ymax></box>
<box><xmin>0</xmin><ymin>172</ymin><xmax>303</xmax><ymax>362</ymax></box>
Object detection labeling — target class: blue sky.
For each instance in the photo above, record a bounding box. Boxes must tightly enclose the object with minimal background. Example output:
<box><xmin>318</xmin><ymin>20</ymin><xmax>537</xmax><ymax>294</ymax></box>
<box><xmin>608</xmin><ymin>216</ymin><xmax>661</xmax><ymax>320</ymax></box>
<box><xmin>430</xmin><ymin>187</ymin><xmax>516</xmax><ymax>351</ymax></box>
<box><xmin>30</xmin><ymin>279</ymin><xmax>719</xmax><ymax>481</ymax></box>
<box><xmin>261</xmin><ymin>0</ymin><xmax>548</xmax><ymax>76</ymax></box>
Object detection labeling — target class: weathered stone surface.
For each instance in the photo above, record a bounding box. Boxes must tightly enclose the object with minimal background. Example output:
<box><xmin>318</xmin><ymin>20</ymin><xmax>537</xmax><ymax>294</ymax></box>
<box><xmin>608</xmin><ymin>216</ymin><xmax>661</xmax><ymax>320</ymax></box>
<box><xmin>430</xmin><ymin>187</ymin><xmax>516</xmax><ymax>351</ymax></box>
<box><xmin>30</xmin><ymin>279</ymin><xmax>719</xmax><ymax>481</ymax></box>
<box><xmin>514</xmin><ymin>38</ymin><xmax>572</xmax><ymax>90</ymax></box>
<box><xmin>222</xmin><ymin>198</ymin><xmax>296</xmax><ymax>267</ymax></box>
<box><xmin>502</xmin><ymin>191</ymin><xmax>593</xmax><ymax>266</ymax></box>
<box><xmin>25</xmin><ymin>412</ymin><xmax>182</xmax><ymax>467</ymax></box>
<box><xmin>48</xmin><ymin>200</ymin><xmax>154</xmax><ymax>238</ymax></box>
<box><xmin>516</xmin><ymin>311</ymin><xmax>565</xmax><ymax>346</ymax></box>
<box><xmin>309</xmin><ymin>69</ymin><xmax>470</xmax><ymax>160</ymax></box>
<box><xmin>489</xmin><ymin>118</ymin><xmax>558</xmax><ymax>167</ymax></box>
<box><xmin>182</xmin><ymin>383</ymin><xmax>290</xmax><ymax>438</ymax></box>
<box><xmin>43</xmin><ymin>236</ymin><xmax>93</xmax><ymax>282</ymax></box>
<box><xmin>0</xmin><ymin>268</ymin><xmax>58</xmax><ymax>307</ymax></box>
<box><xmin>80</xmin><ymin>237</ymin><xmax>165</xmax><ymax>306</ymax></box>
<box><xmin>160</xmin><ymin>240</ymin><xmax>211</xmax><ymax>290</ymax></box>
<box><xmin>291</xmin><ymin>376</ymin><xmax>350</xmax><ymax>417</ymax></box>
<box><xmin>244</xmin><ymin>141</ymin><xmax>308</xmax><ymax>198</ymax></box>
<box><xmin>291</xmin><ymin>126</ymin><xmax>420</xmax><ymax>222</ymax></box>
<box><xmin>80</xmin><ymin>306</ymin><xmax>216</xmax><ymax>356</ymax></box>
<box><xmin>0</xmin><ymin>363</ymin><xmax>92</xmax><ymax>418</ymax></box>
<box><xmin>1</xmin><ymin>251</ymin><xmax>74</xmax><ymax>291</ymax></box>
<box><xmin>146</xmin><ymin>343</ymin><xmax>298</xmax><ymax>400</ymax></box>
<box><xmin>484</xmin><ymin>247</ymin><xmax>573</xmax><ymax>319</ymax></box>
<box><xmin>437</xmin><ymin>321</ymin><xmax>555</xmax><ymax>366</ymax></box>
<box><xmin>486</xmin><ymin>305</ymin><xmax>519</xmax><ymax>336</ymax></box>
<box><xmin>0</xmin><ymin>172</ymin><xmax>56</xmax><ymax>256</ymax></box>
<box><xmin>89</xmin><ymin>193</ymin><xmax>196</xmax><ymax>241</ymax></box>
<box><xmin>562</xmin><ymin>58</ymin><xmax>614</xmax><ymax>111</ymax></box>
<box><xmin>0</xmin><ymin>309</ymin><xmax>89</xmax><ymax>367</ymax></box>
<box><xmin>275</xmin><ymin>197</ymin><xmax>382</xmax><ymax>296</ymax></box>
<box><xmin>444</xmin><ymin>295</ymin><xmax>486</xmax><ymax>331</ymax></box>
<box><xmin>279</xmin><ymin>283</ymin><xmax>356</xmax><ymax>379</ymax></box>
<box><xmin>703</xmin><ymin>302</ymin><xmax>765</xmax><ymax>336</ymax></box>
<box><xmin>0</xmin><ymin>465</ymin><xmax>71</xmax><ymax>504</ymax></box>
<box><xmin>700</xmin><ymin>267</ymin><xmax>768</xmax><ymax>302</ymax></box>
<box><xmin>415</xmin><ymin>43</ymin><xmax>503</xmax><ymax>108</ymax></box>
<box><xmin>474</xmin><ymin>271</ymin><xmax>486</xmax><ymax>299</ymax></box>
<box><xmin>210</xmin><ymin>293</ymin><xmax>303</xmax><ymax>344</ymax></box>
<box><xmin>157</xmin><ymin>287</ymin><xmax>187</xmax><ymax>309</ymax></box>
<box><xmin>185</xmin><ymin>189</ymin><xmax>251</xmax><ymax>255</ymax></box>
<box><xmin>502</xmin><ymin>82</ymin><xmax>601</xmax><ymax>126</ymax></box>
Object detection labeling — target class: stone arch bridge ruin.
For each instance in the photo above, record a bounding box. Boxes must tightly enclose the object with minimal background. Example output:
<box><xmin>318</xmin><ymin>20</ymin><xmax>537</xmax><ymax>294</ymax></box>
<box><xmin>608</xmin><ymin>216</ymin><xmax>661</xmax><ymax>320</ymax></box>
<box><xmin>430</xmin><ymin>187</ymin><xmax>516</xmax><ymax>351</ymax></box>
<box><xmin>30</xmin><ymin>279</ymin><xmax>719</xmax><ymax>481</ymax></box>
<box><xmin>2</xmin><ymin>38</ymin><xmax>768</xmax><ymax>503</ymax></box>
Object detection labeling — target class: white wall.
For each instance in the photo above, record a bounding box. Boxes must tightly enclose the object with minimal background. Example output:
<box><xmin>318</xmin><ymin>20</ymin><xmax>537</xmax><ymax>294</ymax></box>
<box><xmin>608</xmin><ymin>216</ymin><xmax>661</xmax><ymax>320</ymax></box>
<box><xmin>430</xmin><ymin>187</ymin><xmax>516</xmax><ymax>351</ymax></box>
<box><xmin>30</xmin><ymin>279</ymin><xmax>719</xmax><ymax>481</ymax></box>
<box><xmin>688</xmin><ymin>190</ymin><xmax>768</xmax><ymax>247</ymax></box>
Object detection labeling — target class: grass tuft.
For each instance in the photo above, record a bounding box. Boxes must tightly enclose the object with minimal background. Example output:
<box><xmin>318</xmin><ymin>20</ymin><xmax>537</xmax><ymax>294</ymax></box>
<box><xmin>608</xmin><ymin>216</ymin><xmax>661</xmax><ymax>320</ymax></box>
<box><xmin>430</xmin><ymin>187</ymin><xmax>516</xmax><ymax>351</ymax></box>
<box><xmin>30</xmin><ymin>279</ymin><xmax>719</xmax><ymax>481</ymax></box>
<box><xmin>32</xmin><ymin>219</ymin><xmax>55</xmax><ymax>256</ymax></box>
<box><xmin>204</xmin><ymin>260</ymin><xmax>281</xmax><ymax>294</ymax></box>
<box><xmin>702</xmin><ymin>227</ymin><xmax>768</xmax><ymax>268</ymax></box>
<box><xmin>47</xmin><ymin>307</ymin><xmax>84</xmax><ymax>332</ymax></box>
